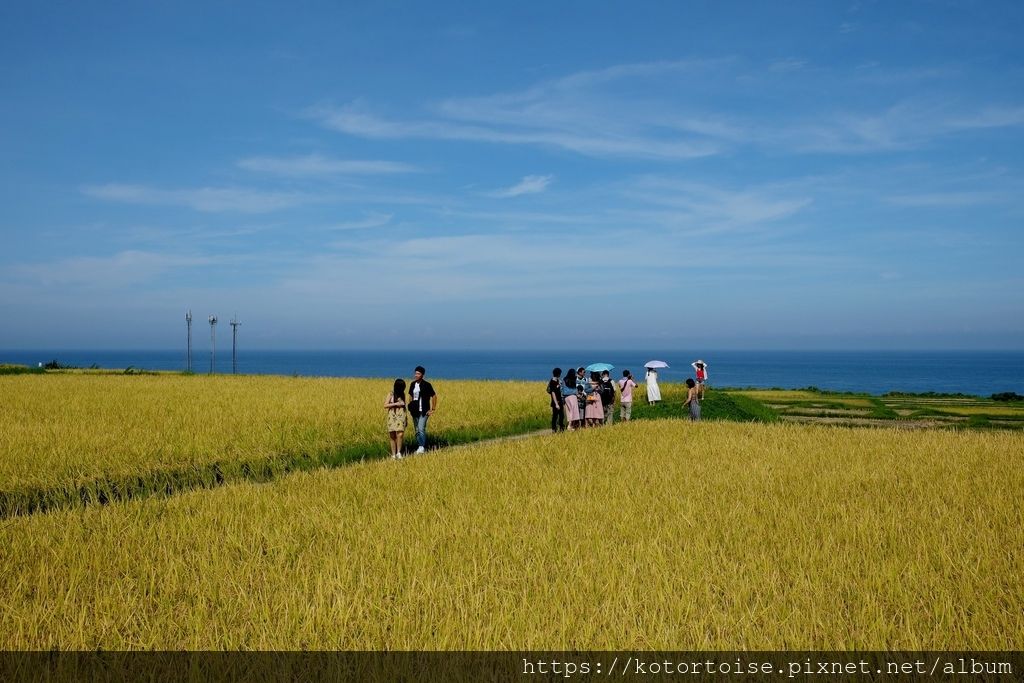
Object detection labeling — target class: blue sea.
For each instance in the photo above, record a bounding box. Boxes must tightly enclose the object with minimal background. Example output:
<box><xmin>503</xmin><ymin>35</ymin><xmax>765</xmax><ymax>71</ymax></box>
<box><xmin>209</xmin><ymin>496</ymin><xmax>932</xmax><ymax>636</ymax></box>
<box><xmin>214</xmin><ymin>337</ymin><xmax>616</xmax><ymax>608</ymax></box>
<box><xmin>2</xmin><ymin>349</ymin><xmax>1023</xmax><ymax>396</ymax></box>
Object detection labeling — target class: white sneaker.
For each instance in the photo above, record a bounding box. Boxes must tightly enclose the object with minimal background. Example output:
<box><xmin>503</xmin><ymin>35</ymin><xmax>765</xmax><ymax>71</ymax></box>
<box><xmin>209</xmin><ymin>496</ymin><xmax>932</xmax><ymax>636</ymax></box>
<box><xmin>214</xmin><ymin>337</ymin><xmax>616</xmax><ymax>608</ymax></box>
<box><xmin>415</xmin><ymin>446</ymin><xmax>426</xmax><ymax>454</ymax></box>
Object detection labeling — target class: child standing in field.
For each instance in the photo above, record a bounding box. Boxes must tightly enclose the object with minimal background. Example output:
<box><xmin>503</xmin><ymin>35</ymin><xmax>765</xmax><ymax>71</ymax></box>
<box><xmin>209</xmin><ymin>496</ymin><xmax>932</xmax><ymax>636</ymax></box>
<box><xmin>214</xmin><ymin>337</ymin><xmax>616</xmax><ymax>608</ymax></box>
<box><xmin>384</xmin><ymin>378</ymin><xmax>408</xmax><ymax>459</ymax></box>
<box><xmin>683</xmin><ymin>378</ymin><xmax>701</xmax><ymax>422</ymax></box>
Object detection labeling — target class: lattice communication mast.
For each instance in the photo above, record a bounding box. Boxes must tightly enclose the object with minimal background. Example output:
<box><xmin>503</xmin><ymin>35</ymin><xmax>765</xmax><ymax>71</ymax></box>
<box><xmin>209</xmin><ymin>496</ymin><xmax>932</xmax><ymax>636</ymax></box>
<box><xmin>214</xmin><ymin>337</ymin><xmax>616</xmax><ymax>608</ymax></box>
<box><xmin>230</xmin><ymin>315</ymin><xmax>241</xmax><ymax>374</ymax></box>
<box><xmin>208</xmin><ymin>315</ymin><xmax>218</xmax><ymax>374</ymax></box>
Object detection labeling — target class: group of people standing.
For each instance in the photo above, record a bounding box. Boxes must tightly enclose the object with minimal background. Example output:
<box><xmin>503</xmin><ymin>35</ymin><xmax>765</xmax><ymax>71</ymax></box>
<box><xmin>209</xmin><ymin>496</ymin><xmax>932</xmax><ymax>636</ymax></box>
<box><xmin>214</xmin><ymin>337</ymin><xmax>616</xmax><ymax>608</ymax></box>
<box><xmin>383</xmin><ymin>360</ymin><xmax>710</xmax><ymax>458</ymax></box>
<box><xmin>546</xmin><ymin>360</ymin><xmax>709</xmax><ymax>432</ymax></box>
<box><xmin>546</xmin><ymin>367</ymin><xmax>622</xmax><ymax>432</ymax></box>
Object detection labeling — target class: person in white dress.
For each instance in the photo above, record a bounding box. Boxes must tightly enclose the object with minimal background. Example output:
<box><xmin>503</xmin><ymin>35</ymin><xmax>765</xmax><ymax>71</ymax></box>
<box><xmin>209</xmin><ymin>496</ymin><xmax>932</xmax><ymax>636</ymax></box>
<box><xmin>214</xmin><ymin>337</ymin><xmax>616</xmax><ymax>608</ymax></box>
<box><xmin>646</xmin><ymin>367</ymin><xmax>661</xmax><ymax>404</ymax></box>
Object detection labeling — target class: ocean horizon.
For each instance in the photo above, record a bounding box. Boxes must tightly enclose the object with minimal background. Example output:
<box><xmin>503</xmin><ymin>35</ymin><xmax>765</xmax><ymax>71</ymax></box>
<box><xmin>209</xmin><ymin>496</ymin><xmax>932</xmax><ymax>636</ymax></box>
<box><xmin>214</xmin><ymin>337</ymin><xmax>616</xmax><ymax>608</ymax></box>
<box><xmin>3</xmin><ymin>349</ymin><xmax>1023</xmax><ymax>396</ymax></box>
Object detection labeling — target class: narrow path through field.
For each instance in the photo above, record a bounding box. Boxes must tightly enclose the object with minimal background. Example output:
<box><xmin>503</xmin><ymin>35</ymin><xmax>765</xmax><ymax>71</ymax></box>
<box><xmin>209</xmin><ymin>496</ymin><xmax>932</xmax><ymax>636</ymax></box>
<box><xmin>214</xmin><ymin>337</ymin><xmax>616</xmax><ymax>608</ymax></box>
<box><xmin>0</xmin><ymin>425</ymin><xmax>560</xmax><ymax>520</ymax></box>
<box><xmin>446</xmin><ymin>429</ymin><xmax>552</xmax><ymax>450</ymax></box>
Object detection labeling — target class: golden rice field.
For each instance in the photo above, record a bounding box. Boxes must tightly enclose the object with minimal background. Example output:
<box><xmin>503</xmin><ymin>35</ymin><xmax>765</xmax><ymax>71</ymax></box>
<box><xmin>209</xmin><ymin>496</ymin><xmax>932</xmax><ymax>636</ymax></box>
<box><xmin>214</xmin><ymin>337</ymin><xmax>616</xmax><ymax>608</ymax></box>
<box><xmin>731</xmin><ymin>390</ymin><xmax>825</xmax><ymax>401</ymax></box>
<box><xmin>926</xmin><ymin>405</ymin><xmax>1024</xmax><ymax>417</ymax></box>
<box><xmin>734</xmin><ymin>387</ymin><xmax>1024</xmax><ymax>429</ymax></box>
<box><xmin>0</xmin><ymin>374</ymin><xmax>545</xmax><ymax>513</ymax></box>
<box><xmin>1</xmin><ymin>420</ymin><xmax>1020</xmax><ymax>650</ymax></box>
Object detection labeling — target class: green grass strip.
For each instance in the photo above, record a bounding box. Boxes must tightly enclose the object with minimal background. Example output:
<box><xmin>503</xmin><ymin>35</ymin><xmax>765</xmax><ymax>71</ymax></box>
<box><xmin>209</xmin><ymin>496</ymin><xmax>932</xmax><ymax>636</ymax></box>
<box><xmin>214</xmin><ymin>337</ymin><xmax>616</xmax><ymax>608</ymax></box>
<box><xmin>0</xmin><ymin>411</ymin><xmax>550</xmax><ymax>520</ymax></box>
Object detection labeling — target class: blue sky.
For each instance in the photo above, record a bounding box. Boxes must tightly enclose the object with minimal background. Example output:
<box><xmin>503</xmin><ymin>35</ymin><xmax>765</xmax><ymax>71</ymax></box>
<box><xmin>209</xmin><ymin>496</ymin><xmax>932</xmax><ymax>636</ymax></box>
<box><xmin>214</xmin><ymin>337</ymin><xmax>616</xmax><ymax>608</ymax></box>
<box><xmin>1</xmin><ymin>1</ymin><xmax>1022</xmax><ymax>350</ymax></box>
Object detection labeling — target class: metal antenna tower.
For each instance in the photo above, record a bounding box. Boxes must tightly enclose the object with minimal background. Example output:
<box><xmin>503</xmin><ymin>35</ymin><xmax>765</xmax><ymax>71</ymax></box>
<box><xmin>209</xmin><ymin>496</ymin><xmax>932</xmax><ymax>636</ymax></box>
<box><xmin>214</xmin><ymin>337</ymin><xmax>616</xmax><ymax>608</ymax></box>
<box><xmin>185</xmin><ymin>310</ymin><xmax>193</xmax><ymax>372</ymax></box>
<box><xmin>230</xmin><ymin>315</ymin><xmax>241</xmax><ymax>374</ymax></box>
<box><xmin>208</xmin><ymin>315</ymin><xmax>218</xmax><ymax>374</ymax></box>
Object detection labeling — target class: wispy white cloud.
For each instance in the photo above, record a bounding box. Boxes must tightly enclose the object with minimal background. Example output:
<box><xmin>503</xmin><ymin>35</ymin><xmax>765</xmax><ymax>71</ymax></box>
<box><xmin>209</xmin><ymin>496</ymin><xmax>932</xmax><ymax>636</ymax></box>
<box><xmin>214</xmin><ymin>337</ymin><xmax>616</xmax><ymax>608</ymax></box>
<box><xmin>770</xmin><ymin>58</ymin><xmax>807</xmax><ymax>72</ymax></box>
<box><xmin>324</xmin><ymin>212</ymin><xmax>393</xmax><ymax>231</ymax></box>
<box><xmin>311</xmin><ymin>102</ymin><xmax>720</xmax><ymax>159</ymax></box>
<box><xmin>487</xmin><ymin>174</ymin><xmax>553</xmax><ymax>198</ymax></box>
<box><xmin>886</xmin><ymin>191</ymin><xmax>1010</xmax><ymax>207</ymax></box>
<box><xmin>283</xmin><ymin>233</ymin><xmax>652</xmax><ymax>304</ymax></box>
<box><xmin>7</xmin><ymin>250</ymin><xmax>223</xmax><ymax>289</ymax></box>
<box><xmin>237</xmin><ymin>153</ymin><xmax>419</xmax><ymax>176</ymax></box>
<box><xmin>432</xmin><ymin>208</ymin><xmax>597</xmax><ymax>227</ymax></box>
<box><xmin>765</xmin><ymin>101</ymin><xmax>1024</xmax><ymax>154</ymax></box>
<box><xmin>618</xmin><ymin>176</ymin><xmax>813</xmax><ymax>233</ymax></box>
<box><xmin>82</xmin><ymin>183</ymin><xmax>308</xmax><ymax>213</ymax></box>
<box><xmin>283</xmin><ymin>226</ymin><xmax>844</xmax><ymax>311</ymax></box>
<box><xmin>309</xmin><ymin>60</ymin><xmax>729</xmax><ymax>160</ymax></box>
<box><xmin>852</xmin><ymin>63</ymin><xmax>963</xmax><ymax>85</ymax></box>
<box><xmin>312</xmin><ymin>59</ymin><xmax>1024</xmax><ymax>159</ymax></box>
<box><xmin>441</xmin><ymin>24</ymin><xmax>477</xmax><ymax>38</ymax></box>
<box><xmin>946</xmin><ymin>106</ymin><xmax>1024</xmax><ymax>130</ymax></box>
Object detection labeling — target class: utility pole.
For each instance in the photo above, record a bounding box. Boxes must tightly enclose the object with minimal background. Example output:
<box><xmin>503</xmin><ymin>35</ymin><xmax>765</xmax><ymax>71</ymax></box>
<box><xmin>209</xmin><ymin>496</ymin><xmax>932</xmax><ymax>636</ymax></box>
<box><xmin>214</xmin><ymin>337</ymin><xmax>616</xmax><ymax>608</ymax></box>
<box><xmin>208</xmin><ymin>315</ymin><xmax>218</xmax><ymax>374</ymax></box>
<box><xmin>230</xmin><ymin>315</ymin><xmax>241</xmax><ymax>374</ymax></box>
<box><xmin>185</xmin><ymin>310</ymin><xmax>193</xmax><ymax>372</ymax></box>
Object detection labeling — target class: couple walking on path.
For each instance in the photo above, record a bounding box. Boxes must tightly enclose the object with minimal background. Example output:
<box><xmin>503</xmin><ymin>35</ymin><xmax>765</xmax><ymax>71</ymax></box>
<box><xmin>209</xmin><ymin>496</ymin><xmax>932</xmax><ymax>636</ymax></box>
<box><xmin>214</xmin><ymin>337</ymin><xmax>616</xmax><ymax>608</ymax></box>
<box><xmin>384</xmin><ymin>366</ymin><xmax>438</xmax><ymax>459</ymax></box>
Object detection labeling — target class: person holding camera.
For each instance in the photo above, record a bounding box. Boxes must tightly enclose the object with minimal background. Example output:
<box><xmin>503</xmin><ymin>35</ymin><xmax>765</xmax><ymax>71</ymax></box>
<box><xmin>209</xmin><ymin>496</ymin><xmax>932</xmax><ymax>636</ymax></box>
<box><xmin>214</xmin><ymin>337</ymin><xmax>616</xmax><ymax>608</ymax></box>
<box><xmin>619</xmin><ymin>370</ymin><xmax>638</xmax><ymax>421</ymax></box>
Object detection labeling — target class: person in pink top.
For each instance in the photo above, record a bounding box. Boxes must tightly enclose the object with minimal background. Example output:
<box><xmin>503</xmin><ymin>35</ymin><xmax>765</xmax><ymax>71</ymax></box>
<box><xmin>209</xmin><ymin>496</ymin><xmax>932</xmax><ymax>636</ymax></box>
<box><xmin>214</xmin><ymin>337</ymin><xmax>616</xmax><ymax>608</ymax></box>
<box><xmin>561</xmin><ymin>373</ymin><xmax>582</xmax><ymax>431</ymax></box>
<box><xmin>618</xmin><ymin>370</ymin><xmax>638</xmax><ymax>421</ymax></box>
<box><xmin>584</xmin><ymin>371</ymin><xmax>605</xmax><ymax>426</ymax></box>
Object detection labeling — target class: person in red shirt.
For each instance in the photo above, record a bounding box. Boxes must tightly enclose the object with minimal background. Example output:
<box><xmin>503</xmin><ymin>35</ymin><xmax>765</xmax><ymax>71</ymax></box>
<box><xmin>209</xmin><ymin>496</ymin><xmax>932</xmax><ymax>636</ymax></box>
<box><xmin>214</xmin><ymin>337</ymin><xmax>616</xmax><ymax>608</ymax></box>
<box><xmin>691</xmin><ymin>359</ymin><xmax>708</xmax><ymax>400</ymax></box>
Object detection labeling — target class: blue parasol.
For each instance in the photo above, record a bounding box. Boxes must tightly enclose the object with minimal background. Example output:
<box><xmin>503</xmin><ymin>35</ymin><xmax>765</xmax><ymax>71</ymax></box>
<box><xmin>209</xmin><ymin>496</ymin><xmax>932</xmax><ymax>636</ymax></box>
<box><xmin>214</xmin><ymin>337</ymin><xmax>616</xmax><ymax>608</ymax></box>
<box><xmin>585</xmin><ymin>362</ymin><xmax>615</xmax><ymax>373</ymax></box>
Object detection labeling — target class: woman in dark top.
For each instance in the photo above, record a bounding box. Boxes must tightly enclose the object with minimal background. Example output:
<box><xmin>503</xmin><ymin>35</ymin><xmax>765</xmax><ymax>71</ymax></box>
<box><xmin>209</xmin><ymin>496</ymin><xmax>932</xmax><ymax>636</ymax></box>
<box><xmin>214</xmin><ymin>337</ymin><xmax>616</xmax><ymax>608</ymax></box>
<box><xmin>683</xmin><ymin>378</ymin><xmax>701</xmax><ymax>422</ymax></box>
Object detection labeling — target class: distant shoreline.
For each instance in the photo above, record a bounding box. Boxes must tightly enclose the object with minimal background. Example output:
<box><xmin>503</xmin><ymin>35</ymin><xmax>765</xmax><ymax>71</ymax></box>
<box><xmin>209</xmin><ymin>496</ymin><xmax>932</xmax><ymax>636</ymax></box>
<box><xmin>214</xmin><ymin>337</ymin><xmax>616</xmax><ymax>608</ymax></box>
<box><xmin>3</xmin><ymin>349</ymin><xmax>1023</xmax><ymax>395</ymax></box>
<box><xmin>4</xmin><ymin>364</ymin><xmax>1024</xmax><ymax>401</ymax></box>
